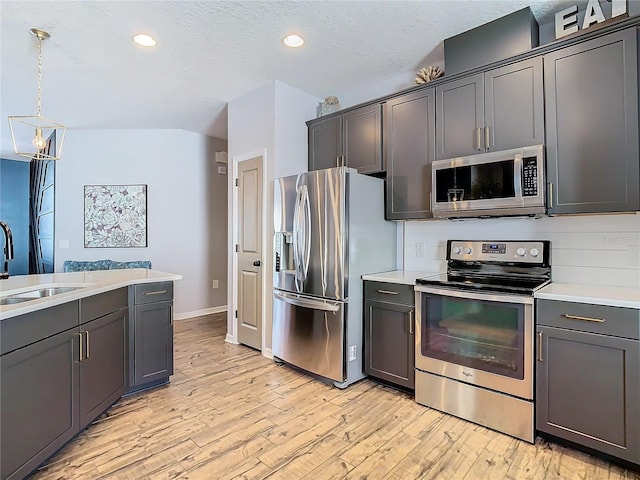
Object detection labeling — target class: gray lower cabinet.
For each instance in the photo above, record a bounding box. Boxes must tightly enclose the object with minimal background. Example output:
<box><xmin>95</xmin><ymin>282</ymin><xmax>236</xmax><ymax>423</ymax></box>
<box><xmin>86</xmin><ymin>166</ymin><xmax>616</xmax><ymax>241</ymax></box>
<box><xmin>128</xmin><ymin>282</ymin><xmax>174</xmax><ymax>391</ymax></box>
<box><xmin>0</xmin><ymin>289</ymin><xmax>128</xmax><ymax>480</ymax></box>
<box><xmin>536</xmin><ymin>299</ymin><xmax>640</xmax><ymax>464</ymax></box>
<box><xmin>363</xmin><ymin>281</ymin><xmax>415</xmax><ymax>389</ymax></box>
<box><xmin>78</xmin><ymin>308</ymin><xmax>127</xmax><ymax>429</ymax></box>
<box><xmin>308</xmin><ymin>103</ymin><xmax>383</xmax><ymax>174</ymax></box>
<box><xmin>435</xmin><ymin>56</ymin><xmax>544</xmax><ymax>160</ymax></box>
<box><xmin>384</xmin><ymin>88</ymin><xmax>436</xmax><ymax>220</ymax></box>
<box><xmin>1</xmin><ymin>327</ymin><xmax>79</xmax><ymax>480</ymax></box>
<box><xmin>544</xmin><ymin>28</ymin><xmax>639</xmax><ymax>214</ymax></box>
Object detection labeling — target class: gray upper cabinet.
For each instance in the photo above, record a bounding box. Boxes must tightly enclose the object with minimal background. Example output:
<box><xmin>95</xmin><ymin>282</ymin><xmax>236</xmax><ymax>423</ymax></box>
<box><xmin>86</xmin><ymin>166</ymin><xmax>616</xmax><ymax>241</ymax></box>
<box><xmin>308</xmin><ymin>103</ymin><xmax>383</xmax><ymax>174</ymax></box>
<box><xmin>436</xmin><ymin>73</ymin><xmax>484</xmax><ymax>159</ymax></box>
<box><xmin>308</xmin><ymin>115</ymin><xmax>342</xmax><ymax>171</ymax></box>
<box><xmin>384</xmin><ymin>88</ymin><xmax>436</xmax><ymax>220</ymax></box>
<box><xmin>544</xmin><ymin>29</ymin><xmax>639</xmax><ymax>214</ymax></box>
<box><xmin>435</xmin><ymin>57</ymin><xmax>544</xmax><ymax>159</ymax></box>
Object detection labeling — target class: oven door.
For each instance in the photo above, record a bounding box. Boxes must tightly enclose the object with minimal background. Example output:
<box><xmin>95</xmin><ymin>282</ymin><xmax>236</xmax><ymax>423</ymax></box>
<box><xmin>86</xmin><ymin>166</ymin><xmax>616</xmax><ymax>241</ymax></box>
<box><xmin>415</xmin><ymin>285</ymin><xmax>533</xmax><ymax>400</ymax></box>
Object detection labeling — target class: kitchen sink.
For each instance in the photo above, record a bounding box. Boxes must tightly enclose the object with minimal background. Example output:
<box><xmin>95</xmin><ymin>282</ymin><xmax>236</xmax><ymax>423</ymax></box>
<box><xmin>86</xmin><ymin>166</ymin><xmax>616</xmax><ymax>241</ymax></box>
<box><xmin>0</xmin><ymin>286</ymin><xmax>84</xmax><ymax>306</ymax></box>
<box><xmin>0</xmin><ymin>296</ymin><xmax>33</xmax><ymax>305</ymax></box>
<box><xmin>9</xmin><ymin>287</ymin><xmax>83</xmax><ymax>299</ymax></box>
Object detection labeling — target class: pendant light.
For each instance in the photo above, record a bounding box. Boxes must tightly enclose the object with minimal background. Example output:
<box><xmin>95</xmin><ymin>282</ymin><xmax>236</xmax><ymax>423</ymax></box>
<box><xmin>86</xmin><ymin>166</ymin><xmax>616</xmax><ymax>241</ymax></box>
<box><xmin>8</xmin><ymin>28</ymin><xmax>66</xmax><ymax>160</ymax></box>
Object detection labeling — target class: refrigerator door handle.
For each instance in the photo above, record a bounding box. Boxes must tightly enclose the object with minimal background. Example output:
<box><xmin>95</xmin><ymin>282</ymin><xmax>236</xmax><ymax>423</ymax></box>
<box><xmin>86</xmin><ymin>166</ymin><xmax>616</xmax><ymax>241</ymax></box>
<box><xmin>292</xmin><ymin>186</ymin><xmax>303</xmax><ymax>288</ymax></box>
<box><xmin>273</xmin><ymin>291</ymin><xmax>340</xmax><ymax>312</ymax></box>
<box><xmin>301</xmin><ymin>184</ymin><xmax>311</xmax><ymax>279</ymax></box>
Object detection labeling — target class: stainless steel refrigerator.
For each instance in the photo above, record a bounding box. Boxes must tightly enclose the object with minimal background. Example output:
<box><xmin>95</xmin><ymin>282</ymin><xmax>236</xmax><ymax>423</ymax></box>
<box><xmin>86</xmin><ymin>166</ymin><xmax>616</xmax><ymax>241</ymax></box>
<box><xmin>272</xmin><ymin>167</ymin><xmax>396</xmax><ymax>388</ymax></box>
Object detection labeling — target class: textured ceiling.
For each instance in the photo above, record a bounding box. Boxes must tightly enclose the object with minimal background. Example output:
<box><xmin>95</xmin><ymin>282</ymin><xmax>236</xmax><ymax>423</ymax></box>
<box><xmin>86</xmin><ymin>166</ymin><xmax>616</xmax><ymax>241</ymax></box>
<box><xmin>1</xmin><ymin>0</ymin><xmax>582</xmax><ymax>157</ymax></box>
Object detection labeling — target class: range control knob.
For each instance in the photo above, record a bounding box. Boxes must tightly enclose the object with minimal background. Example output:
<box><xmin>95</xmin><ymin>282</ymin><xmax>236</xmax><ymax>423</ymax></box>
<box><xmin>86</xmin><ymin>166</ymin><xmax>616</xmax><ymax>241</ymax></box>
<box><xmin>529</xmin><ymin>248</ymin><xmax>540</xmax><ymax>257</ymax></box>
<box><xmin>516</xmin><ymin>247</ymin><xmax>527</xmax><ymax>257</ymax></box>
<box><xmin>452</xmin><ymin>246</ymin><xmax>462</xmax><ymax>255</ymax></box>
<box><xmin>463</xmin><ymin>247</ymin><xmax>472</xmax><ymax>255</ymax></box>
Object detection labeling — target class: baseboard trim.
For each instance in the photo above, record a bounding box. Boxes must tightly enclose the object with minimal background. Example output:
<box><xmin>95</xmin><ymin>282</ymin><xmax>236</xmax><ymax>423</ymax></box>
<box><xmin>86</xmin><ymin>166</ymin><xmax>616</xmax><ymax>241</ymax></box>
<box><xmin>225</xmin><ymin>333</ymin><xmax>238</xmax><ymax>345</ymax></box>
<box><xmin>262</xmin><ymin>347</ymin><xmax>273</xmax><ymax>359</ymax></box>
<box><xmin>174</xmin><ymin>305</ymin><xmax>227</xmax><ymax>320</ymax></box>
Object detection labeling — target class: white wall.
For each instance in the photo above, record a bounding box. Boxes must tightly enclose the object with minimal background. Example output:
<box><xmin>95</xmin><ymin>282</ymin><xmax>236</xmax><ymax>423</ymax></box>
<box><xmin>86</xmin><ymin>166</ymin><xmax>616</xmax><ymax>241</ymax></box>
<box><xmin>403</xmin><ymin>214</ymin><xmax>640</xmax><ymax>288</ymax></box>
<box><xmin>55</xmin><ymin>128</ymin><xmax>228</xmax><ymax>316</ymax></box>
<box><xmin>227</xmin><ymin>80</ymin><xmax>319</xmax><ymax>352</ymax></box>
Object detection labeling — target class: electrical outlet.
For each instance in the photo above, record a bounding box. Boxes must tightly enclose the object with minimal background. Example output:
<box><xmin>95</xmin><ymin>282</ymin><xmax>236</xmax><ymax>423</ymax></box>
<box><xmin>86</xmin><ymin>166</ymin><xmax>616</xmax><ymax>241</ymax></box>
<box><xmin>212</xmin><ymin>280</ymin><xmax>219</xmax><ymax>289</ymax></box>
<box><xmin>415</xmin><ymin>242</ymin><xmax>425</xmax><ymax>258</ymax></box>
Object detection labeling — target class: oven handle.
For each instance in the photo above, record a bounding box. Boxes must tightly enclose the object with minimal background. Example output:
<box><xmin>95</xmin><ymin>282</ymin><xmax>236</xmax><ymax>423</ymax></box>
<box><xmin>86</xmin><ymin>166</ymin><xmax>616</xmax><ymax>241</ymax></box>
<box><xmin>414</xmin><ymin>285</ymin><xmax>533</xmax><ymax>305</ymax></box>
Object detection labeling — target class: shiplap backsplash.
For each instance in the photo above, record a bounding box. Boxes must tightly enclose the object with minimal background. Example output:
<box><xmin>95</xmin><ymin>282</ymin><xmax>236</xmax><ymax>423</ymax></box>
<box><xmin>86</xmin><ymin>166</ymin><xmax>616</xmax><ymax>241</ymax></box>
<box><xmin>403</xmin><ymin>214</ymin><xmax>640</xmax><ymax>288</ymax></box>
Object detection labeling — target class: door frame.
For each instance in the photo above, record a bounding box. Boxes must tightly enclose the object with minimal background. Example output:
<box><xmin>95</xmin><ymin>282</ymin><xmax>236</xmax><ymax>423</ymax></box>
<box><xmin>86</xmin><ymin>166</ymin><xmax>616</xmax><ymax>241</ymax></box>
<box><xmin>227</xmin><ymin>149</ymin><xmax>268</xmax><ymax>354</ymax></box>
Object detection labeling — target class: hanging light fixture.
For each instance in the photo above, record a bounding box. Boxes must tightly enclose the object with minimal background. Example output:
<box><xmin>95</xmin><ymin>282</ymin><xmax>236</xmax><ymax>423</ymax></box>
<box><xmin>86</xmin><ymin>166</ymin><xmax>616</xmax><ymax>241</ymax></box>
<box><xmin>8</xmin><ymin>28</ymin><xmax>66</xmax><ymax>160</ymax></box>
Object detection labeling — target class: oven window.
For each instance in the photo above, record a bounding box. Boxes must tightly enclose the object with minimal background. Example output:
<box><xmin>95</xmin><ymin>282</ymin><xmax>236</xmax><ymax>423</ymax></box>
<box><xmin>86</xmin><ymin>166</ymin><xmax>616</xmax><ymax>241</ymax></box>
<box><xmin>422</xmin><ymin>294</ymin><xmax>524</xmax><ymax>379</ymax></box>
<box><xmin>435</xmin><ymin>160</ymin><xmax>516</xmax><ymax>202</ymax></box>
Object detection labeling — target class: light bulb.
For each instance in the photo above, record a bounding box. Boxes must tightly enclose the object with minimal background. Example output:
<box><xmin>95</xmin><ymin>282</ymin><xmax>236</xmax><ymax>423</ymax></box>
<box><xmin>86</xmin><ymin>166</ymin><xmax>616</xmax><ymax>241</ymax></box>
<box><xmin>32</xmin><ymin>128</ymin><xmax>46</xmax><ymax>150</ymax></box>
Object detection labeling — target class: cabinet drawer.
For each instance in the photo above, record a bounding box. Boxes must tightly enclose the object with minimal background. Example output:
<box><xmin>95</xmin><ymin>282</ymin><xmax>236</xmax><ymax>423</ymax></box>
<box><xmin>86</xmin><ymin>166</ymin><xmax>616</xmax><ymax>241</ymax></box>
<box><xmin>134</xmin><ymin>282</ymin><xmax>173</xmax><ymax>305</ymax></box>
<box><xmin>80</xmin><ymin>288</ymin><xmax>128</xmax><ymax>324</ymax></box>
<box><xmin>537</xmin><ymin>299</ymin><xmax>640</xmax><ymax>339</ymax></box>
<box><xmin>364</xmin><ymin>281</ymin><xmax>414</xmax><ymax>306</ymax></box>
<box><xmin>1</xmin><ymin>301</ymin><xmax>79</xmax><ymax>355</ymax></box>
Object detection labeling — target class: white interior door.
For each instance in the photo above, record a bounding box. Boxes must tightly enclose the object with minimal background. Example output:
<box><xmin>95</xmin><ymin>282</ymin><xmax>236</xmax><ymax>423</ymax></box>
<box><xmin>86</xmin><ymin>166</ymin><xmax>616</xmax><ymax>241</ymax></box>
<box><xmin>236</xmin><ymin>156</ymin><xmax>263</xmax><ymax>349</ymax></box>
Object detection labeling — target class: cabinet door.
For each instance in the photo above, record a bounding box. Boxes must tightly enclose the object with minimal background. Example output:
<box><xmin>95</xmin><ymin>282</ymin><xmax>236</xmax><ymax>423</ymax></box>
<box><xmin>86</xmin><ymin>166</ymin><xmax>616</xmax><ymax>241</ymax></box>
<box><xmin>485</xmin><ymin>57</ymin><xmax>544</xmax><ymax>151</ymax></box>
<box><xmin>343</xmin><ymin>104</ymin><xmax>383</xmax><ymax>174</ymax></box>
<box><xmin>364</xmin><ymin>299</ymin><xmax>415</xmax><ymax>389</ymax></box>
<box><xmin>133</xmin><ymin>301</ymin><xmax>173</xmax><ymax>387</ymax></box>
<box><xmin>79</xmin><ymin>309</ymin><xmax>127</xmax><ymax>429</ymax></box>
<box><xmin>384</xmin><ymin>88</ymin><xmax>435</xmax><ymax>220</ymax></box>
<box><xmin>308</xmin><ymin>115</ymin><xmax>342</xmax><ymax>171</ymax></box>
<box><xmin>435</xmin><ymin>73</ymin><xmax>484</xmax><ymax>159</ymax></box>
<box><xmin>536</xmin><ymin>325</ymin><xmax>640</xmax><ymax>463</ymax></box>
<box><xmin>544</xmin><ymin>29</ymin><xmax>639</xmax><ymax>214</ymax></box>
<box><xmin>1</xmin><ymin>329</ymin><xmax>79</xmax><ymax>480</ymax></box>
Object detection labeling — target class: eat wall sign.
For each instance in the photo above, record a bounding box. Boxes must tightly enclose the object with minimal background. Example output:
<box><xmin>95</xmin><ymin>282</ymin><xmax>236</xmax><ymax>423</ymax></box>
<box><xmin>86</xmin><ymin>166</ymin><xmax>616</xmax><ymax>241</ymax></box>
<box><xmin>556</xmin><ymin>0</ymin><xmax>628</xmax><ymax>39</ymax></box>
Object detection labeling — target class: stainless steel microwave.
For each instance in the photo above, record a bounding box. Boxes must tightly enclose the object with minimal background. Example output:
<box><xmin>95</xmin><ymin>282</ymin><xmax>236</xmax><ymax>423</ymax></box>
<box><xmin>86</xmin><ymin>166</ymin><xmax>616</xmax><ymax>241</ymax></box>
<box><xmin>431</xmin><ymin>145</ymin><xmax>545</xmax><ymax>218</ymax></box>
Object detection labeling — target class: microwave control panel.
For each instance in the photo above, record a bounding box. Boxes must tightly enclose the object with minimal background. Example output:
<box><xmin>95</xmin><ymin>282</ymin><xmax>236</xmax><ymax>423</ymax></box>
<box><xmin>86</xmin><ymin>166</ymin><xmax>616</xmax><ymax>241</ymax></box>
<box><xmin>522</xmin><ymin>157</ymin><xmax>538</xmax><ymax>197</ymax></box>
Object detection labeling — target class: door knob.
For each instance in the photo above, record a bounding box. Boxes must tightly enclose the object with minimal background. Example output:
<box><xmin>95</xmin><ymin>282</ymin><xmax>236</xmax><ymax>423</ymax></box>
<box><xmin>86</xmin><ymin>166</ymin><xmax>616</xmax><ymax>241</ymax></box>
<box><xmin>253</xmin><ymin>260</ymin><xmax>261</xmax><ymax>267</ymax></box>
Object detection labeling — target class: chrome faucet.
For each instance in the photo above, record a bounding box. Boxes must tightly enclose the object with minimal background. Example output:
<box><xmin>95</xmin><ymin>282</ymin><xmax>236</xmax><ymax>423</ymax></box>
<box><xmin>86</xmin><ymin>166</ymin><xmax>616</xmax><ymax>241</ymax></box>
<box><xmin>0</xmin><ymin>221</ymin><xmax>14</xmax><ymax>280</ymax></box>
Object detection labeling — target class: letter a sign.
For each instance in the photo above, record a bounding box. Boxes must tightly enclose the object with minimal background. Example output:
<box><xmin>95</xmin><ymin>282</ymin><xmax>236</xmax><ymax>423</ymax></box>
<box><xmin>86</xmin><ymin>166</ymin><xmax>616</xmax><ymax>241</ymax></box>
<box><xmin>555</xmin><ymin>0</ymin><xmax>628</xmax><ymax>39</ymax></box>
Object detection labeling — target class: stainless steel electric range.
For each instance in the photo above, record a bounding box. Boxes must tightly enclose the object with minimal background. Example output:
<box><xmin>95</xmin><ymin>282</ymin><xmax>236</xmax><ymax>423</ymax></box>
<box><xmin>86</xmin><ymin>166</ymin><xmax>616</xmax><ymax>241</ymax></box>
<box><xmin>414</xmin><ymin>240</ymin><xmax>551</xmax><ymax>443</ymax></box>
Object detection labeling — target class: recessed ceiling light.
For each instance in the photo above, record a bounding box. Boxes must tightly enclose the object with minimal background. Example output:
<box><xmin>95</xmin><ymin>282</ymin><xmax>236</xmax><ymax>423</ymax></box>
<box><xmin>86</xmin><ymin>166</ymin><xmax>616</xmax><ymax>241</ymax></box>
<box><xmin>133</xmin><ymin>33</ymin><xmax>157</xmax><ymax>47</ymax></box>
<box><xmin>282</xmin><ymin>34</ymin><xmax>304</xmax><ymax>48</ymax></box>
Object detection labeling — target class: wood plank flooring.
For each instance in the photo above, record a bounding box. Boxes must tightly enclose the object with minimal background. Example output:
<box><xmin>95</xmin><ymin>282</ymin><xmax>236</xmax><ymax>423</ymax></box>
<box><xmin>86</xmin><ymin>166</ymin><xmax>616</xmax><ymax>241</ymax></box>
<box><xmin>31</xmin><ymin>313</ymin><xmax>639</xmax><ymax>480</ymax></box>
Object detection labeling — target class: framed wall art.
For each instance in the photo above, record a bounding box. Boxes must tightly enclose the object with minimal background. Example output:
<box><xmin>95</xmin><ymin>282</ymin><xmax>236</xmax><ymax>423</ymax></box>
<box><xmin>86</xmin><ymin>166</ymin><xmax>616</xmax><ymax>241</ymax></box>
<box><xmin>84</xmin><ymin>184</ymin><xmax>147</xmax><ymax>248</ymax></box>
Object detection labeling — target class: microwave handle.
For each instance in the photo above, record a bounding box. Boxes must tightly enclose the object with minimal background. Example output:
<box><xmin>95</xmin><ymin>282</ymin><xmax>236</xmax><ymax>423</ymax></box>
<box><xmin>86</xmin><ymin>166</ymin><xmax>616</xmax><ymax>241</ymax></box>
<box><xmin>514</xmin><ymin>153</ymin><xmax>523</xmax><ymax>200</ymax></box>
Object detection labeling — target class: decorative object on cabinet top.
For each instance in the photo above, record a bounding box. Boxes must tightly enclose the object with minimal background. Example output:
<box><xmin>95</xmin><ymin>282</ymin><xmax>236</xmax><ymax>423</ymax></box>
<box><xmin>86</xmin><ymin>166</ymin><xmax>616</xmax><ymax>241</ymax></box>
<box><xmin>317</xmin><ymin>96</ymin><xmax>341</xmax><ymax>117</ymax></box>
<box><xmin>415</xmin><ymin>66</ymin><xmax>444</xmax><ymax>84</ymax></box>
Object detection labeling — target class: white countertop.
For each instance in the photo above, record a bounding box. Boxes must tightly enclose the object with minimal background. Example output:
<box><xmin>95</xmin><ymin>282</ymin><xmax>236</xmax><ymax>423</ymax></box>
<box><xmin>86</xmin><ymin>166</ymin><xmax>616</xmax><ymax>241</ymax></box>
<box><xmin>0</xmin><ymin>269</ymin><xmax>182</xmax><ymax>320</ymax></box>
<box><xmin>535</xmin><ymin>283</ymin><xmax>640</xmax><ymax>309</ymax></box>
<box><xmin>361</xmin><ymin>270</ymin><xmax>442</xmax><ymax>285</ymax></box>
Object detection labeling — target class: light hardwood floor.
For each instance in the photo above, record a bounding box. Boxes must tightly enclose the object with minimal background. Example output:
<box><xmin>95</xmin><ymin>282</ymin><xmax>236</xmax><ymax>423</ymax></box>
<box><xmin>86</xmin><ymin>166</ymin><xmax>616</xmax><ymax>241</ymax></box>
<box><xmin>31</xmin><ymin>313</ymin><xmax>639</xmax><ymax>480</ymax></box>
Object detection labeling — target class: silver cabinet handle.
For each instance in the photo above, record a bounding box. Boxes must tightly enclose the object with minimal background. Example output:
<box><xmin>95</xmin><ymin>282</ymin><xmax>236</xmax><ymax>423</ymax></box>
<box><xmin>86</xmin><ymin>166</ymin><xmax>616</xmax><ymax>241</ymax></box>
<box><xmin>485</xmin><ymin>126</ymin><xmax>490</xmax><ymax>150</ymax></box>
<box><xmin>376</xmin><ymin>289</ymin><xmax>399</xmax><ymax>295</ymax></box>
<box><xmin>144</xmin><ymin>289</ymin><xmax>167</xmax><ymax>296</ymax></box>
<box><xmin>537</xmin><ymin>331</ymin><xmax>543</xmax><ymax>362</ymax></box>
<box><xmin>475</xmin><ymin>128</ymin><xmax>482</xmax><ymax>151</ymax></box>
<box><xmin>77</xmin><ymin>332</ymin><xmax>84</xmax><ymax>362</ymax></box>
<box><xmin>85</xmin><ymin>330</ymin><xmax>90</xmax><ymax>359</ymax></box>
<box><xmin>562</xmin><ymin>314</ymin><xmax>605</xmax><ymax>323</ymax></box>
<box><xmin>548</xmin><ymin>182</ymin><xmax>553</xmax><ymax>209</ymax></box>
<box><xmin>409</xmin><ymin>310</ymin><xmax>414</xmax><ymax>334</ymax></box>
<box><xmin>336</xmin><ymin>156</ymin><xmax>340</xmax><ymax>167</ymax></box>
